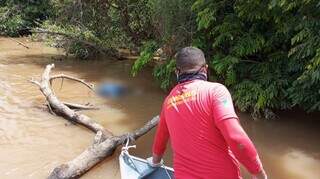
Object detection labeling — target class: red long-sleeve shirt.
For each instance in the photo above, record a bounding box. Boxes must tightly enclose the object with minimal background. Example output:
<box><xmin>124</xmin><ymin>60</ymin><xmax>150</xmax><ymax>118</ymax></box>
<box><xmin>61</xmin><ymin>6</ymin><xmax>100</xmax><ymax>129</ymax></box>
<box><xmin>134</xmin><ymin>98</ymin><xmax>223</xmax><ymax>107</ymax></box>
<box><xmin>152</xmin><ymin>80</ymin><xmax>263</xmax><ymax>179</ymax></box>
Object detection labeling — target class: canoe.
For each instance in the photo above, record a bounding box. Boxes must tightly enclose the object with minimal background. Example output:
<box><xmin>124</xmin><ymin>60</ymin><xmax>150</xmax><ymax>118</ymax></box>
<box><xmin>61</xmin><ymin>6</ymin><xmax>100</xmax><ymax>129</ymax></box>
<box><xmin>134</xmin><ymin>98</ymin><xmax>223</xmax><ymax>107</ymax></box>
<box><xmin>119</xmin><ymin>144</ymin><xmax>174</xmax><ymax>179</ymax></box>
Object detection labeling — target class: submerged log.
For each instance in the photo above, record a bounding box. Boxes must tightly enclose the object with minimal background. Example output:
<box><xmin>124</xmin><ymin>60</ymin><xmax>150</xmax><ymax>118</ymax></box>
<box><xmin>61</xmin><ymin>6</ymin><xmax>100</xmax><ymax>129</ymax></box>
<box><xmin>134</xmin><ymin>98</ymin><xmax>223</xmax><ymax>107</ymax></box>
<box><xmin>31</xmin><ymin>64</ymin><xmax>159</xmax><ymax>179</ymax></box>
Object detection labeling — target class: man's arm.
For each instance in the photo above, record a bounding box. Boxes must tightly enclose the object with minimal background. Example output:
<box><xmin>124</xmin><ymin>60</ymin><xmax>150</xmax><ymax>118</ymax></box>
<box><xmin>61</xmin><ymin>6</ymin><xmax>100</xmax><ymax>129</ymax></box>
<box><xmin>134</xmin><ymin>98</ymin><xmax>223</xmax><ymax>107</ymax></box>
<box><xmin>151</xmin><ymin>108</ymin><xmax>169</xmax><ymax>164</ymax></box>
<box><xmin>211</xmin><ymin>84</ymin><xmax>266</xmax><ymax>178</ymax></box>
<box><xmin>217</xmin><ymin>118</ymin><xmax>266</xmax><ymax>178</ymax></box>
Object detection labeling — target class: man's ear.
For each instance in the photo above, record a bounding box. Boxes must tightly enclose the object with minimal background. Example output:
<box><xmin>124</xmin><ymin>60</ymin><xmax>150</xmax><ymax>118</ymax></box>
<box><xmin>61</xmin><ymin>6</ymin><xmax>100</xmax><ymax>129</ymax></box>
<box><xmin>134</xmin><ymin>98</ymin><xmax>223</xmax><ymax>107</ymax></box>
<box><xmin>202</xmin><ymin>64</ymin><xmax>209</xmax><ymax>73</ymax></box>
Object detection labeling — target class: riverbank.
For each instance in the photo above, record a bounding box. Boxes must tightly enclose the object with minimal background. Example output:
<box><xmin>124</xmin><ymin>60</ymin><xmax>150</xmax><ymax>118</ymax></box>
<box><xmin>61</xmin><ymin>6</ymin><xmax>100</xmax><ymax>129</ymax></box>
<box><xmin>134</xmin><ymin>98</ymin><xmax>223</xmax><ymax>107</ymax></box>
<box><xmin>0</xmin><ymin>37</ymin><xmax>319</xmax><ymax>179</ymax></box>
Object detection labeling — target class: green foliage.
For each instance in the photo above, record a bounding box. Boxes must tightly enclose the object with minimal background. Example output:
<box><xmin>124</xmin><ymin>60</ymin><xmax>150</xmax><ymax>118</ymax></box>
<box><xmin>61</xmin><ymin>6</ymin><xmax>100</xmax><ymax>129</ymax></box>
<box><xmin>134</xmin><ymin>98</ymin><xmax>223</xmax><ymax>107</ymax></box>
<box><xmin>150</xmin><ymin>0</ymin><xmax>197</xmax><ymax>45</ymax></box>
<box><xmin>153</xmin><ymin>60</ymin><xmax>176</xmax><ymax>89</ymax></box>
<box><xmin>0</xmin><ymin>7</ymin><xmax>24</xmax><ymax>36</ymax></box>
<box><xmin>39</xmin><ymin>21</ymin><xmax>113</xmax><ymax>59</ymax></box>
<box><xmin>2</xmin><ymin>0</ymin><xmax>319</xmax><ymax>117</ymax></box>
<box><xmin>131</xmin><ymin>0</ymin><xmax>197</xmax><ymax>89</ymax></box>
<box><xmin>129</xmin><ymin>0</ymin><xmax>320</xmax><ymax>117</ymax></box>
<box><xmin>38</xmin><ymin>0</ymin><xmax>155</xmax><ymax>58</ymax></box>
<box><xmin>131</xmin><ymin>41</ymin><xmax>158</xmax><ymax>76</ymax></box>
<box><xmin>192</xmin><ymin>0</ymin><xmax>320</xmax><ymax>116</ymax></box>
<box><xmin>0</xmin><ymin>0</ymin><xmax>52</xmax><ymax>36</ymax></box>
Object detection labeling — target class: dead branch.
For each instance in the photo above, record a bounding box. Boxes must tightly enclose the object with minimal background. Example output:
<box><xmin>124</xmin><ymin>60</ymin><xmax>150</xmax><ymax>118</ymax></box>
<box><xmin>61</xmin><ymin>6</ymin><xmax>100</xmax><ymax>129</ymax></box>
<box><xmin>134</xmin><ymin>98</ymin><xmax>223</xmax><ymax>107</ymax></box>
<box><xmin>62</xmin><ymin>102</ymin><xmax>99</xmax><ymax>110</ymax></box>
<box><xmin>50</xmin><ymin>74</ymin><xmax>95</xmax><ymax>91</ymax></box>
<box><xmin>31</xmin><ymin>64</ymin><xmax>159</xmax><ymax>179</ymax></box>
<box><xmin>9</xmin><ymin>37</ymin><xmax>30</xmax><ymax>49</ymax></box>
<box><xmin>31</xmin><ymin>64</ymin><xmax>112</xmax><ymax>136</ymax></box>
<box><xmin>45</xmin><ymin>102</ymin><xmax>98</xmax><ymax>110</ymax></box>
<box><xmin>124</xmin><ymin>115</ymin><xmax>160</xmax><ymax>140</ymax></box>
<box><xmin>49</xmin><ymin>116</ymin><xmax>159</xmax><ymax>179</ymax></box>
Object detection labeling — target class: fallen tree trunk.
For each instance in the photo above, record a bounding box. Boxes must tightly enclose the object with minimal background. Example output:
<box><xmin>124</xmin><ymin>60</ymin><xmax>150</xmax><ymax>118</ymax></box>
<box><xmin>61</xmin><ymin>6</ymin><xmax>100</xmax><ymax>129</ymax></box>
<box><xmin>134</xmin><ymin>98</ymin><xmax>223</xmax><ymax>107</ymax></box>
<box><xmin>31</xmin><ymin>64</ymin><xmax>159</xmax><ymax>179</ymax></box>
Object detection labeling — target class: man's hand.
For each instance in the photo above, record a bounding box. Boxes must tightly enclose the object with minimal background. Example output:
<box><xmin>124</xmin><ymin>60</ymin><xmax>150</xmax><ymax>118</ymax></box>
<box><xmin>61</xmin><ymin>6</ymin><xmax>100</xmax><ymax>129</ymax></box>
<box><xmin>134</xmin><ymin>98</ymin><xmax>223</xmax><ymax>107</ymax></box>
<box><xmin>146</xmin><ymin>155</ymin><xmax>163</xmax><ymax>167</ymax></box>
<box><xmin>252</xmin><ymin>169</ymin><xmax>267</xmax><ymax>179</ymax></box>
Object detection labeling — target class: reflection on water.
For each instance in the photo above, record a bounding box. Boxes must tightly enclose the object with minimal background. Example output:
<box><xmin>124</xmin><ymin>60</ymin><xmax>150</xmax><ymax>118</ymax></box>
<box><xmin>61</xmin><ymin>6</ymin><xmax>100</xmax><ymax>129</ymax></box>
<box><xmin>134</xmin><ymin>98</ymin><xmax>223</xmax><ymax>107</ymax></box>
<box><xmin>0</xmin><ymin>37</ymin><xmax>319</xmax><ymax>179</ymax></box>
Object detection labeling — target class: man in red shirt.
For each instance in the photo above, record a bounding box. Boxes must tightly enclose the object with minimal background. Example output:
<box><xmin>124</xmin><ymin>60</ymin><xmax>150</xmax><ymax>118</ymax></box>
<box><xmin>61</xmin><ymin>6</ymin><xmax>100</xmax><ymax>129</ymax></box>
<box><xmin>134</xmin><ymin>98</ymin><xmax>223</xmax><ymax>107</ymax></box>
<box><xmin>148</xmin><ymin>47</ymin><xmax>267</xmax><ymax>179</ymax></box>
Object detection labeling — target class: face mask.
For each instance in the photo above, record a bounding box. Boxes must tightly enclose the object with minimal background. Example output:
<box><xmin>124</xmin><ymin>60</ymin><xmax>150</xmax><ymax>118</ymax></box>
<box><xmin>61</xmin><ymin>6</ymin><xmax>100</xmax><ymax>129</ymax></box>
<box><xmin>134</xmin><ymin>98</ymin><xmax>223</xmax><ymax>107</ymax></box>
<box><xmin>176</xmin><ymin>66</ymin><xmax>208</xmax><ymax>83</ymax></box>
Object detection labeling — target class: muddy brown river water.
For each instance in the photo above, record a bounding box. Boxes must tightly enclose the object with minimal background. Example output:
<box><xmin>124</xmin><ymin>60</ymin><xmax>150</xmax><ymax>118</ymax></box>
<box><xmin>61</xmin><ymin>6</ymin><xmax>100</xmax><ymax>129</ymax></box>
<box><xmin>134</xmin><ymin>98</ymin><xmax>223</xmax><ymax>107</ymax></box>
<box><xmin>0</xmin><ymin>37</ymin><xmax>319</xmax><ymax>179</ymax></box>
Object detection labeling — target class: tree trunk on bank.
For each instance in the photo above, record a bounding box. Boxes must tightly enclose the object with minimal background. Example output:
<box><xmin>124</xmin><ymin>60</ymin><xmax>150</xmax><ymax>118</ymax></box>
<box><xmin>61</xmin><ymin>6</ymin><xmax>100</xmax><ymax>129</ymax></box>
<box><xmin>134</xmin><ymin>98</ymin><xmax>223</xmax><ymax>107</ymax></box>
<box><xmin>31</xmin><ymin>64</ymin><xmax>159</xmax><ymax>179</ymax></box>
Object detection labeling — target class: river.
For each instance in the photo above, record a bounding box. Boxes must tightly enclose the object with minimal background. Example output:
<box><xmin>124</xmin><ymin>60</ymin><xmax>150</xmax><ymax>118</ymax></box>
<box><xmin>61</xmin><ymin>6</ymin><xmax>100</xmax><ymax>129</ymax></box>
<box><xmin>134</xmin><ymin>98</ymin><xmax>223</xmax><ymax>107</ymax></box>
<box><xmin>0</xmin><ymin>37</ymin><xmax>319</xmax><ymax>179</ymax></box>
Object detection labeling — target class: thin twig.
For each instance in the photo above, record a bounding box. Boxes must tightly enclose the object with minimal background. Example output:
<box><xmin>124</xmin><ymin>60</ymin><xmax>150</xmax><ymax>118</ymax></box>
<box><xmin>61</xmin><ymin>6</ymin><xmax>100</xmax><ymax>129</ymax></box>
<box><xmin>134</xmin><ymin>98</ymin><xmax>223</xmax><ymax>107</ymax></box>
<box><xmin>60</xmin><ymin>78</ymin><xmax>64</xmax><ymax>91</ymax></box>
<box><xmin>29</xmin><ymin>79</ymin><xmax>41</xmax><ymax>87</ymax></box>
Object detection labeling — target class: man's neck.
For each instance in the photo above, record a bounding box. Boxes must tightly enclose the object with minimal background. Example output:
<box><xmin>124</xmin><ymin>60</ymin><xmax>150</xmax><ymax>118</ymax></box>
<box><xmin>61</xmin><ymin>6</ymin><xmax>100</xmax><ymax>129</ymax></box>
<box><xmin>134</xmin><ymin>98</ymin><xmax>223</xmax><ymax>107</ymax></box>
<box><xmin>177</xmin><ymin>72</ymin><xmax>207</xmax><ymax>84</ymax></box>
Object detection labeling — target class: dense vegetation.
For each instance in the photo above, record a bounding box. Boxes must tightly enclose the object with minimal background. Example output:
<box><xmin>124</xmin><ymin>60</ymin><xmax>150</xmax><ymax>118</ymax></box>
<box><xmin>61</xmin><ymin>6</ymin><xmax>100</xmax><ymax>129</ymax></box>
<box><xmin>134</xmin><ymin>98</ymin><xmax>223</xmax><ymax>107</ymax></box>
<box><xmin>0</xmin><ymin>0</ymin><xmax>319</xmax><ymax>118</ymax></box>
<box><xmin>192</xmin><ymin>0</ymin><xmax>320</xmax><ymax>118</ymax></box>
<box><xmin>0</xmin><ymin>0</ymin><xmax>52</xmax><ymax>36</ymax></box>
